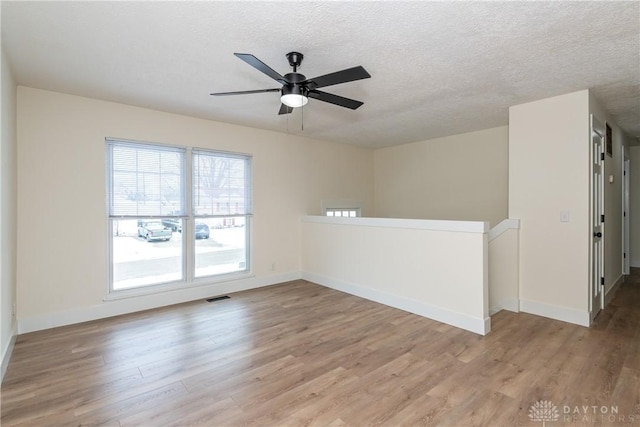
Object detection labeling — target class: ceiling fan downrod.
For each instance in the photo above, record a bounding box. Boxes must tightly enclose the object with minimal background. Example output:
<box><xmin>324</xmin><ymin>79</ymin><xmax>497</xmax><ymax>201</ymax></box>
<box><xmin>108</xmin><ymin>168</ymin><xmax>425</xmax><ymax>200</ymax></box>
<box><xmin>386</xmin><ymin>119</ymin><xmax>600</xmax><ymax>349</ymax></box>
<box><xmin>286</xmin><ymin>51</ymin><xmax>303</xmax><ymax>72</ymax></box>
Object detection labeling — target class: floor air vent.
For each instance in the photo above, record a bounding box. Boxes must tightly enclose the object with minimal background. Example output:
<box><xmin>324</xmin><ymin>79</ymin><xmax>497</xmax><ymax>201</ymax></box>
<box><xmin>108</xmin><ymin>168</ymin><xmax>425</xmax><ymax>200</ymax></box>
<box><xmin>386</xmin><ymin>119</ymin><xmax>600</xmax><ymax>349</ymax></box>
<box><xmin>206</xmin><ymin>295</ymin><xmax>230</xmax><ymax>303</ymax></box>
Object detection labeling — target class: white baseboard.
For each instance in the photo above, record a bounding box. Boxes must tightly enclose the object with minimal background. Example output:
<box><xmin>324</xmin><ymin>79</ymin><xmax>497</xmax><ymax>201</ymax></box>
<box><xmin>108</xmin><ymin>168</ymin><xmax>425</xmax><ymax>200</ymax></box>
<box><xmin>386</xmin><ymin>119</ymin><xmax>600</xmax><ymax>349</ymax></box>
<box><xmin>489</xmin><ymin>297</ymin><xmax>520</xmax><ymax>316</ymax></box>
<box><xmin>1</xmin><ymin>322</ymin><xmax>17</xmax><ymax>383</ymax></box>
<box><xmin>519</xmin><ymin>298</ymin><xmax>590</xmax><ymax>327</ymax></box>
<box><xmin>18</xmin><ymin>271</ymin><xmax>301</xmax><ymax>334</ymax></box>
<box><xmin>605</xmin><ymin>275</ymin><xmax>624</xmax><ymax>307</ymax></box>
<box><xmin>302</xmin><ymin>271</ymin><xmax>490</xmax><ymax>335</ymax></box>
<box><xmin>16</xmin><ymin>268</ymin><xmax>492</xmax><ymax>337</ymax></box>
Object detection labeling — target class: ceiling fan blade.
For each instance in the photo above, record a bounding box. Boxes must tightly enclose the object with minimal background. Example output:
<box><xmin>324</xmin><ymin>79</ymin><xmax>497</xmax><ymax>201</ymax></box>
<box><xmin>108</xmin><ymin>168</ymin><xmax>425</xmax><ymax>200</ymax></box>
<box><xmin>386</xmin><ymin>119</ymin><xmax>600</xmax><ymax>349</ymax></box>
<box><xmin>308</xmin><ymin>90</ymin><xmax>364</xmax><ymax>110</ymax></box>
<box><xmin>210</xmin><ymin>88</ymin><xmax>280</xmax><ymax>96</ymax></box>
<box><xmin>305</xmin><ymin>66</ymin><xmax>371</xmax><ymax>89</ymax></box>
<box><xmin>234</xmin><ymin>53</ymin><xmax>288</xmax><ymax>84</ymax></box>
<box><xmin>278</xmin><ymin>104</ymin><xmax>293</xmax><ymax>115</ymax></box>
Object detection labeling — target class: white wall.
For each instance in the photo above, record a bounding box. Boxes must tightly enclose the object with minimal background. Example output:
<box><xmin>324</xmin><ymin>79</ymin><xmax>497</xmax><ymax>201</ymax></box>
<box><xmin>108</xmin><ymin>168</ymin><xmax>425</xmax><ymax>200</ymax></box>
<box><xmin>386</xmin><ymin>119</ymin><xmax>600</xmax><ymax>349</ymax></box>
<box><xmin>373</xmin><ymin>126</ymin><xmax>508</xmax><ymax>227</ymax></box>
<box><xmin>16</xmin><ymin>87</ymin><xmax>374</xmax><ymax>332</ymax></box>
<box><xmin>509</xmin><ymin>90</ymin><xmax>591</xmax><ymax>325</ymax></box>
<box><xmin>301</xmin><ymin>216</ymin><xmax>490</xmax><ymax>334</ymax></box>
<box><xmin>589</xmin><ymin>92</ymin><xmax>634</xmax><ymax>297</ymax></box>
<box><xmin>1</xmin><ymin>49</ymin><xmax>18</xmax><ymax>378</ymax></box>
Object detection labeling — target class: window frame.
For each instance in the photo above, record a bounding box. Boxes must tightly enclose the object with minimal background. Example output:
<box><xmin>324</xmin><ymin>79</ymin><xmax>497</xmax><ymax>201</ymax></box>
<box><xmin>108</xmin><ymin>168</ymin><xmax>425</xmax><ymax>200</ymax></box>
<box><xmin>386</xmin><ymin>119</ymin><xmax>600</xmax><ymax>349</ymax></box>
<box><xmin>106</xmin><ymin>138</ymin><xmax>253</xmax><ymax>297</ymax></box>
<box><xmin>191</xmin><ymin>148</ymin><xmax>253</xmax><ymax>282</ymax></box>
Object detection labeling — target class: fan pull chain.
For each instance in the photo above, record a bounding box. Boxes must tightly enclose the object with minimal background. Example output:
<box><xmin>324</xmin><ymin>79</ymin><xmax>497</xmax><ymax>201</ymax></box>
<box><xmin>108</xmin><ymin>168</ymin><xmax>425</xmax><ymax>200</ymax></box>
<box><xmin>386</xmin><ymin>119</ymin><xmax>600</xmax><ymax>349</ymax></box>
<box><xmin>301</xmin><ymin>103</ymin><xmax>304</xmax><ymax>132</ymax></box>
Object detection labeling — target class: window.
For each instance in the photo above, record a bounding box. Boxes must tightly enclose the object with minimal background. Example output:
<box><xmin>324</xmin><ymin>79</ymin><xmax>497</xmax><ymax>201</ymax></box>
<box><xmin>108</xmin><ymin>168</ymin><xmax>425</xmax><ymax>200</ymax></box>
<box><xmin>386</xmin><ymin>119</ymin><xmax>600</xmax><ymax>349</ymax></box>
<box><xmin>322</xmin><ymin>200</ymin><xmax>362</xmax><ymax>218</ymax></box>
<box><xmin>326</xmin><ymin>208</ymin><xmax>360</xmax><ymax>217</ymax></box>
<box><xmin>107</xmin><ymin>139</ymin><xmax>252</xmax><ymax>292</ymax></box>
<box><xmin>192</xmin><ymin>149</ymin><xmax>251</xmax><ymax>278</ymax></box>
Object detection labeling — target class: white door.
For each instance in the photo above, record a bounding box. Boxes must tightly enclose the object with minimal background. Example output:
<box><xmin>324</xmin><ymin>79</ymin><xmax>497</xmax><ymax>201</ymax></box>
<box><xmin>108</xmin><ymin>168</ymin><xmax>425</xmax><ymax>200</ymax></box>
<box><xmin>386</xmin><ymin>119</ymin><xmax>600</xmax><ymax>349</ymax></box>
<box><xmin>623</xmin><ymin>155</ymin><xmax>630</xmax><ymax>275</ymax></box>
<box><xmin>591</xmin><ymin>115</ymin><xmax>605</xmax><ymax>320</ymax></box>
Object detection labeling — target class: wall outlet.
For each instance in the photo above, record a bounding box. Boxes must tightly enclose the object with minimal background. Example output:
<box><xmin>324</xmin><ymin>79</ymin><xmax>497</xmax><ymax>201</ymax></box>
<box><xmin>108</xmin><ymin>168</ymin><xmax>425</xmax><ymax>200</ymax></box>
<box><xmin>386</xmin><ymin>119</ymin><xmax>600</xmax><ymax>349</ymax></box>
<box><xmin>560</xmin><ymin>210</ymin><xmax>570</xmax><ymax>223</ymax></box>
<box><xmin>12</xmin><ymin>302</ymin><xmax>16</xmax><ymax>319</ymax></box>
<box><xmin>270</xmin><ymin>262</ymin><xmax>276</xmax><ymax>271</ymax></box>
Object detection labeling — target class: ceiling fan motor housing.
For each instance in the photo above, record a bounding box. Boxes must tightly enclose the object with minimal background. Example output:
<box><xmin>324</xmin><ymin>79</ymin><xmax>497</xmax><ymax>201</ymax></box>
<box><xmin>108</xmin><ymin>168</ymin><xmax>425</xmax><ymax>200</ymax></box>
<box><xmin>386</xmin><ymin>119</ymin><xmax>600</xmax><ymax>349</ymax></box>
<box><xmin>282</xmin><ymin>70</ymin><xmax>308</xmax><ymax>98</ymax></box>
<box><xmin>281</xmin><ymin>83</ymin><xmax>308</xmax><ymax>98</ymax></box>
<box><xmin>283</xmin><ymin>72</ymin><xmax>306</xmax><ymax>84</ymax></box>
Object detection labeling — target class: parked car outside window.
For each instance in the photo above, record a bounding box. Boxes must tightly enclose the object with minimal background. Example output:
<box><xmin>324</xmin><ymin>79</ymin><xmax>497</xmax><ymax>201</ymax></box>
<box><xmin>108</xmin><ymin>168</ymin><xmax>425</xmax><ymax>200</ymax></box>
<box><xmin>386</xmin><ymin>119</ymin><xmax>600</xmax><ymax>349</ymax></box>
<box><xmin>137</xmin><ymin>221</ymin><xmax>172</xmax><ymax>242</ymax></box>
<box><xmin>161</xmin><ymin>218</ymin><xmax>182</xmax><ymax>232</ymax></box>
<box><xmin>195</xmin><ymin>222</ymin><xmax>210</xmax><ymax>239</ymax></box>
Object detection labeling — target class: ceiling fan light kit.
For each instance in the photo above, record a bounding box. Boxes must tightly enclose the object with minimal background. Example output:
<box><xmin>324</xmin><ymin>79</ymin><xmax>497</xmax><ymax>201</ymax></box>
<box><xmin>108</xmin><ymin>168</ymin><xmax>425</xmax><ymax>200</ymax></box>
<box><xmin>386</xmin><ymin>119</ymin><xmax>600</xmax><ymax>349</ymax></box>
<box><xmin>211</xmin><ymin>51</ymin><xmax>371</xmax><ymax>115</ymax></box>
<box><xmin>281</xmin><ymin>85</ymin><xmax>309</xmax><ymax>108</ymax></box>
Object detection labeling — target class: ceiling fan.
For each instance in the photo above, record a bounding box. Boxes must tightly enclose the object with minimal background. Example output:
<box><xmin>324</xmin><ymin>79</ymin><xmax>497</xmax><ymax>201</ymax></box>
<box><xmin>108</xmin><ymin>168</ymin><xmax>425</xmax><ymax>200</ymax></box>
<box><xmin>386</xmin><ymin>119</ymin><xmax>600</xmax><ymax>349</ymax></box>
<box><xmin>210</xmin><ymin>52</ymin><xmax>371</xmax><ymax>115</ymax></box>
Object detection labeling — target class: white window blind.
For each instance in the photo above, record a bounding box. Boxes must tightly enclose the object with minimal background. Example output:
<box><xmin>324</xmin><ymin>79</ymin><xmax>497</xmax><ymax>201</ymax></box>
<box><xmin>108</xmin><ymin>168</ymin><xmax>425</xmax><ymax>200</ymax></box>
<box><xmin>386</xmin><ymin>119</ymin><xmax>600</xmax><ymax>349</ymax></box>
<box><xmin>192</xmin><ymin>149</ymin><xmax>252</xmax><ymax>217</ymax></box>
<box><xmin>107</xmin><ymin>140</ymin><xmax>186</xmax><ymax>217</ymax></box>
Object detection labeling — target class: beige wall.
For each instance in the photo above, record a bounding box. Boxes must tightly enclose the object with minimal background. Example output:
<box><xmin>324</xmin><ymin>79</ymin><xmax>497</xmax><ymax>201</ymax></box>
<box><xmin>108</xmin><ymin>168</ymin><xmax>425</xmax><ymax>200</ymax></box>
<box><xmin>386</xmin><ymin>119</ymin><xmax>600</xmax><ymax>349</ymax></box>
<box><xmin>509</xmin><ymin>90</ymin><xmax>591</xmax><ymax>325</ymax></box>
<box><xmin>373</xmin><ymin>126</ymin><xmax>508</xmax><ymax>227</ymax></box>
<box><xmin>301</xmin><ymin>216</ymin><xmax>490</xmax><ymax>334</ymax></box>
<box><xmin>16</xmin><ymin>87</ymin><xmax>374</xmax><ymax>330</ymax></box>
<box><xmin>1</xmin><ymin>49</ymin><xmax>18</xmax><ymax>376</ymax></box>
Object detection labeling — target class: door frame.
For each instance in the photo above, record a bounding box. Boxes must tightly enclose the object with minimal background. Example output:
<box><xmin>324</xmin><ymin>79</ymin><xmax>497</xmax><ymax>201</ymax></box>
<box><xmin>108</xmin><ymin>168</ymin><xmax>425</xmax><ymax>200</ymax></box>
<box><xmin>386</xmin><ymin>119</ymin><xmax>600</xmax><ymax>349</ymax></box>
<box><xmin>622</xmin><ymin>147</ymin><xmax>630</xmax><ymax>275</ymax></box>
<box><xmin>590</xmin><ymin>114</ymin><xmax>605</xmax><ymax>321</ymax></box>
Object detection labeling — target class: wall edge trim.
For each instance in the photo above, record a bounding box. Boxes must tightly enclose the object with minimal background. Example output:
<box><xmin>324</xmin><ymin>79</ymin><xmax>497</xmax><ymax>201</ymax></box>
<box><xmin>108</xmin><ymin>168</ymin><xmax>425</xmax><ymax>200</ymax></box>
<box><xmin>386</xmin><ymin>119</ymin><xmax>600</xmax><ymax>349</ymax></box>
<box><xmin>488</xmin><ymin>218</ymin><xmax>520</xmax><ymax>241</ymax></box>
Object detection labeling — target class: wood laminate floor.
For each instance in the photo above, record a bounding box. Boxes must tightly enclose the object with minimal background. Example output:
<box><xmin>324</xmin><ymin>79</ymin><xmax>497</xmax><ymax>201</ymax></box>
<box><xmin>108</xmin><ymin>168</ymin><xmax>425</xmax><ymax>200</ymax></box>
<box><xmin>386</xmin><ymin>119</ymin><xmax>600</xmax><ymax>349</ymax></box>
<box><xmin>2</xmin><ymin>274</ymin><xmax>640</xmax><ymax>426</ymax></box>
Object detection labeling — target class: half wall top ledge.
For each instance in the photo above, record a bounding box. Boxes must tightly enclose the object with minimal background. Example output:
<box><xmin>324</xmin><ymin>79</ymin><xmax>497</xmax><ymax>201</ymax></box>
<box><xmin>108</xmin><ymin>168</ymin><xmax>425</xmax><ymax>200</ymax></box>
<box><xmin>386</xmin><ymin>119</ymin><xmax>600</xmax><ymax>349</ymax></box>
<box><xmin>303</xmin><ymin>215</ymin><xmax>489</xmax><ymax>233</ymax></box>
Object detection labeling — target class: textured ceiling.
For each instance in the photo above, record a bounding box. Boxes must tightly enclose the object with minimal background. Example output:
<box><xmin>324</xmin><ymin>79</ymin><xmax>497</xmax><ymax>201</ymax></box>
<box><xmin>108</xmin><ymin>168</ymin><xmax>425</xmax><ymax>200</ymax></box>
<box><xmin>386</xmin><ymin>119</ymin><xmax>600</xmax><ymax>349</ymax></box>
<box><xmin>2</xmin><ymin>1</ymin><xmax>638</xmax><ymax>148</ymax></box>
